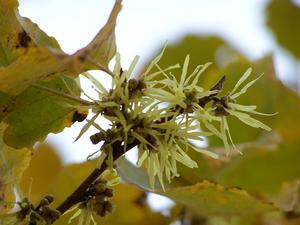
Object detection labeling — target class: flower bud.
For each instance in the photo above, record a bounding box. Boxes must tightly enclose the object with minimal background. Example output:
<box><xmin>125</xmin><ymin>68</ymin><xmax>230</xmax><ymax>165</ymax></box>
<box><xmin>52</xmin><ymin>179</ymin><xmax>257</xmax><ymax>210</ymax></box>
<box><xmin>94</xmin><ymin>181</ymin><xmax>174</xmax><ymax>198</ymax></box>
<box><xmin>44</xmin><ymin>194</ymin><xmax>54</xmax><ymax>204</ymax></box>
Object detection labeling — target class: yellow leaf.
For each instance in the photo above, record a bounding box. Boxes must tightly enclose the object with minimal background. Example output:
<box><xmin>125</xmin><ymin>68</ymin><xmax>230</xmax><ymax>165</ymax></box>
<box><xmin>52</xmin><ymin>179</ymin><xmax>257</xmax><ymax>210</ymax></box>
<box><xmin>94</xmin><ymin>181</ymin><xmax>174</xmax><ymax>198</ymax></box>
<box><xmin>0</xmin><ymin>123</ymin><xmax>32</xmax><ymax>214</ymax></box>
<box><xmin>164</xmin><ymin>180</ymin><xmax>277</xmax><ymax>216</ymax></box>
<box><xmin>20</xmin><ymin>143</ymin><xmax>63</xmax><ymax>205</ymax></box>
<box><xmin>0</xmin><ymin>0</ymin><xmax>121</xmax><ymax>95</ymax></box>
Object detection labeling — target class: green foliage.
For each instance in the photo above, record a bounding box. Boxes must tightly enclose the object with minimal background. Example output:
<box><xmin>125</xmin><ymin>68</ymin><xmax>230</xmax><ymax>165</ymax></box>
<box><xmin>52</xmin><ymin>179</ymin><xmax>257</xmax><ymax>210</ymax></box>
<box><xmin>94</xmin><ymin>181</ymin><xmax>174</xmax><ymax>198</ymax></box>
<box><xmin>266</xmin><ymin>0</ymin><xmax>300</xmax><ymax>59</ymax></box>
<box><xmin>2</xmin><ymin>76</ymin><xmax>84</xmax><ymax>148</ymax></box>
<box><xmin>217</xmin><ymin>142</ymin><xmax>300</xmax><ymax>194</ymax></box>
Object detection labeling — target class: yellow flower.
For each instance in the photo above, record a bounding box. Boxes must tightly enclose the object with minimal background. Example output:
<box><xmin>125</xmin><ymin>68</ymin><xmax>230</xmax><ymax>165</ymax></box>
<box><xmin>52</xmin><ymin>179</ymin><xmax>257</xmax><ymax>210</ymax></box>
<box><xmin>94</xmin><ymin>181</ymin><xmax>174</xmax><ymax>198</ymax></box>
<box><xmin>200</xmin><ymin>68</ymin><xmax>276</xmax><ymax>155</ymax></box>
<box><xmin>145</xmin><ymin>54</ymin><xmax>215</xmax><ymax>112</ymax></box>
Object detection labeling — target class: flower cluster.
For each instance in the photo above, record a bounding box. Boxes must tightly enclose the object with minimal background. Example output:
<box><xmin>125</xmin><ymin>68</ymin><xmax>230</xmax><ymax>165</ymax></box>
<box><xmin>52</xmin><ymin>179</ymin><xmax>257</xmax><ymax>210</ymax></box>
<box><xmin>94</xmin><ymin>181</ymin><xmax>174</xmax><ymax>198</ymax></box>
<box><xmin>67</xmin><ymin>169</ymin><xmax>120</xmax><ymax>225</ymax></box>
<box><xmin>79</xmin><ymin>47</ymin><xmax>274</xmax><ymax>190</ymax></box>
<box><xmin>197</xmin><ymin>68</ymin><xmax>276</xmax><ymax>154</ymax></box>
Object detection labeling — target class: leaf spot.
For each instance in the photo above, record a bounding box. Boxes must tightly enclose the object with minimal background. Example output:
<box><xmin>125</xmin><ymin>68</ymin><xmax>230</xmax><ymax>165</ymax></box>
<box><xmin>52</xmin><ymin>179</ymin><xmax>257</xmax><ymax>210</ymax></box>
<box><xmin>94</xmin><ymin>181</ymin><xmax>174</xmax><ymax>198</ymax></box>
<box><xmin>72</xmin><ymin>111</ymin><xmax>87</xmax><ymax>123</ymax></box>
<box><xmin>18</xmin><ymin>30</ymin><xmax>31</xmax><ymax>48</ymax></box>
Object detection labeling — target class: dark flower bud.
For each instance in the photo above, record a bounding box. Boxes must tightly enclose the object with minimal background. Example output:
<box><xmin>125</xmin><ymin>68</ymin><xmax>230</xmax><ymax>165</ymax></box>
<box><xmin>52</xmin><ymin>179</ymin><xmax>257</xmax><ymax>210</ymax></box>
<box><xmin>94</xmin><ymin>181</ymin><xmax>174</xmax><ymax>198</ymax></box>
<box><xmin>128</xmin><ymin>79</ymin><xmax>138</xmax><ymax>92</ymax></box>
<box><xmin>90</xmin><ymin>132</ymin><xmax>105</xmax><ymax>144</ymax></box>
<box><xmin>95</xmin><ymin>183</ymin><xmax>107</xmax><ymax>194</ymax></box>
<box><xmin>44</xmin><ymin>194</ymin><xmax>54</xmax><ymax>204</ymax></box>
<box><xmin>104</xmin><ymin>201</ymin><xmax>114</xmax><ymax>214</ymax></box>
<box><xmin>104</xmin><ymin>188</ymin><xmax>114</xmax><ymax>197</ymax></box>
<box><xmin>38</xmin><ymin>198</ymin><xmax>50</xmax><ymax>208</ymax></box>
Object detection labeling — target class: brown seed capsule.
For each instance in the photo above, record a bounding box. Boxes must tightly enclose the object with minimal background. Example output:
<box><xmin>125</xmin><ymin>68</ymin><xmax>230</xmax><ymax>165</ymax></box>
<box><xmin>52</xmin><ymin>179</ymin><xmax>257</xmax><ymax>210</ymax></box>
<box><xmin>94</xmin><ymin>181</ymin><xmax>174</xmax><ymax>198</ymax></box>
<box><xmin>95</xmin><ymin>183</ymin><xmax>107</xmax><ymax>194</ymax></box>
<box><xmin>95</xmin><ymin>195</ymin><xmax>105</xmax><ymax>204</ymax></box>
<box><xmin>90</xmin><ymin>132</ymin><xmax>105</xmax><ymax>144</ymax></box>
<box><xmin>50</xmin><ymin>209</ymin><xmax>61</xmax><ymax>221</ymax></box>
<box><xmin>137</xmin><ymin>79</ymin><xmax>147</xmax><ymax>90</ymax></box>
<box><xmin>44</xmin><ymin>194</ymin><xmax>54</xmax><ymax>204</ymax></box>
<box><xmin>38</xmin><ymin>198</ymin><xmax>50</xmax><ymax>208</ymax></box>
<box><xmin>95</xmin><ymin>204</ymin><xmax>105</xmax><ymax>217</ymax></box>
<box><xmin>104</xmin><ymin>201</ymin><xmax>114</xmax><ymax>214</ymax></box>
<box><xmin>41</xmin><ymin>205</ymin><xmax>52</xmax><ymax>214</ymax></box>
<box><xmin>104</xmin><ymin>188</ymin><xmax>114</xmax><ymax>197</ymax></box>
<box><xmin>128</xmin><ymin>79</ymin><xmax>138</xmax><ymax>92</ymax></box>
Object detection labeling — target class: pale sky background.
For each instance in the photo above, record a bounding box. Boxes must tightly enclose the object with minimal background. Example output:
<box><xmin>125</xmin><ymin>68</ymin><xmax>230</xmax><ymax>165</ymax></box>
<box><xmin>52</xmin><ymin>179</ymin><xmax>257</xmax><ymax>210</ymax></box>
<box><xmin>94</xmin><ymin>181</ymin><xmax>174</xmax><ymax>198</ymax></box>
<box><xmin>18</xmin><ymin>0</ymin><xmax>300</xmax><ymax>212</ymax></box>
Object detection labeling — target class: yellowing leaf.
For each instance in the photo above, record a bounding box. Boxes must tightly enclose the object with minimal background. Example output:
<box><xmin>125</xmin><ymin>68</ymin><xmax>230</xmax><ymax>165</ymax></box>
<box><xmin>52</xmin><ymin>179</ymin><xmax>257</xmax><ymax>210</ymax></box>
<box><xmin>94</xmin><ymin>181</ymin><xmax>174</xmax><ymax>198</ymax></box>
<box><xmin>0</xmin><ymin>123</ymin><xmax>32</xmax><ymax>214</ymax></box>
<box><xmin>0</xmin><ymin>14</ymin><xmax>87</xmax><ymax>147</ymax></box>
<box><xmin>0</xmin><ymin>0</ymin><xmax>120</xmax><ymax>148</ymax></box>
<box><xmin>117</xmin><ymin>159</ymin><xmax>275</xmax><ymax>216</ymax></box>
<box><xmin>48</xmin><ymin>160</ymin><xmax>97</xmax><ymax>209</ymax></box>
<box><xmin>2</xmin><ymin>76</ymin><xmax>85</xmax><ymax>148</ymax></box>
<box><xmin>0</xmin><ymin>0</ymin><xmax>26</xmax><ymax>66</ymax></box>
<box><xmin>271</xmin><ymin>180</ymin><xmax>300</xmax><ymax>212</ymax></box>
<box><xmin>0</xmin><ymin>0</ymin><xmax>121</xmax><ymax>95</ymax></box>
<box><xmin>164</xmin><ymin>181</ymin><xmax>276</xmax><ymax>216</ymax></box>
<box><xmin>20</xmin><ymin>143</ymin><xmax>63</xmax><ymax>205</ymax></box>
<box><xmin>0</xmin><ymin>92</ymin><xmax>14</xmax><ymax>122</ymax></box>
<box><xmin>0</xmin><ymin>47</ymin><xmax>69</xmax><ymax>95</ymax></box>
<box><xmin>73</xmin><ymin>0</ymin><xmax>121</xmax><ymax>71</ymax></box>
<box><xmin>18</xmin><ymin>17</ymin><xmax>61</xmax><ymax>50</ymax></box>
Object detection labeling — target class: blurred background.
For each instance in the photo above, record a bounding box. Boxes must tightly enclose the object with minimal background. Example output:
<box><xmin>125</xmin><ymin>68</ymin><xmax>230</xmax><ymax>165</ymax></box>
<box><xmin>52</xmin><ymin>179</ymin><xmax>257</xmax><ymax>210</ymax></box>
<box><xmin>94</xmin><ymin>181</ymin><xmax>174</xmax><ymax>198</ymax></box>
<box><xmin>17</xmin><ymin>0</ymin><xmax>300</xmax><ymax>219</ymax></box>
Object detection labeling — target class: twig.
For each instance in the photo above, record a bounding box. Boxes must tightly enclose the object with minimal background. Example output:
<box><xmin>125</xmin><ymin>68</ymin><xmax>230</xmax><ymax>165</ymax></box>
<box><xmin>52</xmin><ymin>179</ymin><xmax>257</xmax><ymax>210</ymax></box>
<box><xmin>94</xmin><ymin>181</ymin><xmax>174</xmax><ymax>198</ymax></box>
<box><xmin>198</xmin><ymin>75</ymin><xmax>226</xmax><ymax>107</ymax></box>
<box><xmin>55</xmin><ymin>140</ymin><xmax>138</xmax><ymax>216</ymax></box>
<box><xmin>31</xmin><ymin>83</ymin><xmax>95</xmax><ymax>106</ymax></box>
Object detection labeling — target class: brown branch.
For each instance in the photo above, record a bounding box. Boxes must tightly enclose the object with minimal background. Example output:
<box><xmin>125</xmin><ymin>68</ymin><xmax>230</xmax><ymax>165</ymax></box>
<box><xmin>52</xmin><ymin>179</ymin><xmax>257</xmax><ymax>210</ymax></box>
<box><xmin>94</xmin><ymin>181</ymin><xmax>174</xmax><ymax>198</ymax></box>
<box><xmin>55</xmin><ymin>140</ymin><xmax>138</xmax><ymax>216</ymax></box>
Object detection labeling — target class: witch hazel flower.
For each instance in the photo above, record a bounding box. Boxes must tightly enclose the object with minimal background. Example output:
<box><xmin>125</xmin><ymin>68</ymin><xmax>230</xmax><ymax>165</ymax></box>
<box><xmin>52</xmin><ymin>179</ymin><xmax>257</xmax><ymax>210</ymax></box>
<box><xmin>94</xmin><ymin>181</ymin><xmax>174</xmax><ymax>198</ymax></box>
<box><xmin>145</xmin><ymin>54</ymin><xmax>216</xmax><ymax>113</ymax></box>
<box><xmin>203</xmin><ymin>68</ymin><xmax>276</xmax><ymax>155</ymax></box>
<box><xmin>83</xmin><ymin>46</ymin><xmax>275</xmax><ymax>191</ymax></box>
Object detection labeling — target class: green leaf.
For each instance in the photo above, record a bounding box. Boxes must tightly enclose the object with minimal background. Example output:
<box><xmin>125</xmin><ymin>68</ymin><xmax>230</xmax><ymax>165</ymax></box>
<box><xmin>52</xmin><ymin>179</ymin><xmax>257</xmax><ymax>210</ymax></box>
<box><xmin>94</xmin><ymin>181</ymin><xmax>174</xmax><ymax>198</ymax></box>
<box><xmin>2</xmin><ymin>76</ymin><xmax>85</xmax><ymax>148</ymax></box>
<box><xmin>216</xmin><ymin>142</ymin><xmax>300</xmax><ymax>194</ymax></box>
<box><xmin>266</xmin><ymin>0</ymin><xmax>300</xmax><ymax>59</ymax></box>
